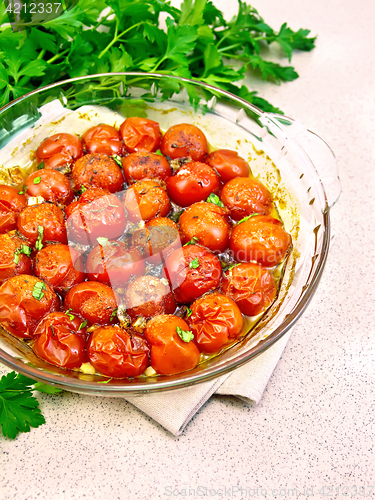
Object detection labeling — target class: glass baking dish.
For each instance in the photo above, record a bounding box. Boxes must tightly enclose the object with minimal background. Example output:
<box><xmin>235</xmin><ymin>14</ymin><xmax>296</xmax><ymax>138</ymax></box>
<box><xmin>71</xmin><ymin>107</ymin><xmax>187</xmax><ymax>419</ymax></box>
<box><xmin>0</xmin><ymin>73</ymin><xmax>340</xmax><ymax>395</ymax></box>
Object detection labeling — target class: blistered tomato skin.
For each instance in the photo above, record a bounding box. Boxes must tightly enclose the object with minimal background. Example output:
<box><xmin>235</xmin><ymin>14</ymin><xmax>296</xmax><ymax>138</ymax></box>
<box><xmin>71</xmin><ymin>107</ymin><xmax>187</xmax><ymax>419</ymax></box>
<box><xmin>221</xmin><ymin>177</ymin><xmax>273</xmax><ymax>221</ymax></box>
<box><xmin>123</xmin><ymin>179</ymin><xmax>171</xmax><ymax>222</ymax></box>
<box><xmin>35</xmin><ymin>244</ymin><xmax>85</xmax><ymax>295</ymax></box>
<box><xmin>145</xmin><ymin>315</ymin><xmax>200</xmax><ymax>375</ymax></box>
<box><xmin>88</xmin><ymin>326</ymin><xmax>150</xmax><ymax>378</ymax></box>
<box><xmin>82</xmin><ymin>124</ymin><xmax>123</xmax><ymax>156</ymax></box>
<box><xmin>64</xmin><ymin>281</ymin><xmax>119</xmax><ymax>326</ymax></box>
<box><xmin>160</xmin><ymin>123</ymin><xmax>208</xmax><ymax>162</ymax></box>
<box><xmin>66</xmin><ymin>192</ymin><xmax>127</xmax><ymax>245</ymax></box>
<box><xmin>125</xmin><ymin>275</ymin><xmax>176</xmax><ymax>321</ymax></box>
<box><xmin>166</xmin><ymin>162</ymin><xmax>220</xmax><ymax>208</ymax></box>
<box><xmin>121</xmin><ymin>152</ymin><xmax>172</xmax><ymax>184</ymax></box>
<box><xmin>32</xmin><ymin>312</ymin><xmax>86</xmax><ymax>369</ymax></box>
<box><xmin>120</xmin><ymin>117</ymin><xmax>162</xmax><ymax>153</ymax></box>
<box><xmin>0</xmin><ymin>185</ymin><xmax>27</xmax><ymax>234</ymax></box>
<box><xmin>36</xmin><ymin>133</ymin><xmax>83</xmax><ymax>170</ymax></box>
<box><xmin>0</xmin><ymin>275</ymin><xmax>59</xmax><ymax>339</ymax></box>
<box><xmin>0</xmin><ymin>232</ymin><xmax>33</xmax><ymax>283</ymax></box>
<box><xmin>178</xmin><ymin>201</ymin><xmax>231</xmax><ymax>253</ymax></box>
<box><xmin>164</xmin><ymin>244</ymin><xmax>222</xmax><ymax>303</ymax></box>
<box><xmin>86</xmin><ymin>243</ymin><xmax>145</xmax><ymax>287</ymax></box>
<box><xmin>221</xmin><ymin>263</ymin><xmax>277</xmax><ymax>316</ymax></box>
<box><xmin>25</xmin><ymin>170</ymin><xmax>74</xmax><ymax>206</ymax></box>
<box><xmin>17</xmin><ymin>203</ymin><xmax>67</xmax><ymax>245</ymax></box>
<box><xmin>230</xmin><ymin>216</ymin><xmax>292</xmax><ymax>267</ymax></box>
<box><xmin>72</xmin><ymin>153</ymin><xmax>124</xmax><ymax>193</ymax></box>
<box><xmin>206</xmin><ymin>149</ymin><xmax>250</xmax><ymax>183</ymax></box>
<box><xmin>188</xmin><ymin>293</ymin><xmax>244</xmax><ymax>353</ymax></box>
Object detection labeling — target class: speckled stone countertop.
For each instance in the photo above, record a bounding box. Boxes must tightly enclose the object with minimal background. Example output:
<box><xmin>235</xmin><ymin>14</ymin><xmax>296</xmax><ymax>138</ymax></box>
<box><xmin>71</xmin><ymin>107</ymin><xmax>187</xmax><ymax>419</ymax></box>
<box><xmin>1</xmin><ymin>0</ymin><xmax>375</xmax><ymax>498</ymax></box>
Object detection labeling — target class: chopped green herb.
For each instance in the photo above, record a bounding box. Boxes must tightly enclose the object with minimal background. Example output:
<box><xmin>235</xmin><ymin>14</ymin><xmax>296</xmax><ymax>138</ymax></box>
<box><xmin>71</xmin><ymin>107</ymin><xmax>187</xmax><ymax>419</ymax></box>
<box><xmin>176</xmin><ymin>326</ymin><xmax>194</xmax><ymax>343</ymax></box>
<box><xmin>237</xmin><ymin>213</ymin><xmax>260</xmax><ymax>225</ymax></box>
<box><xmin>13</xmin><ymin>245</ymin><xmax>32</xmax><ymax>264</ymax></box>
<box><xmin>184</xmin><ymin>236</ymin><xmax>200</xmax><ymax>246</ymax></box>
<box><xmin>32</xmin><ymin>281</ymin><xmax>46</xmax><ymax>301</ymax></box>
<box><xmin>112</xmin><ymin>155</ymin><xmax>123</xmax><ymax>168</ymax></box>
<box><xmin>228</xmin><ymin>263</ymin><xmax>242</xmax><ymax>272</ymax></box>
<box><xmin>35</xmin><ymin>225</ymin><xmax>44</xmax><ymax>251</ymax></box>
<box><xmin>50</xmin><ymin>325</ymin><xmax>55</xmax><ymax>336</ymax></box>
<box><xmin>80</xmin><ymin>186</ymin><xmax>87</xmax><ymax>194</ymax></box>
<box><xmin>79</xmin><ymin>319</ymin><xmax>88</xmax><ymax>330</ymax></box>
<box><xmin>206</xmin><ymin>192</ymin><xmax>224</xmax><ymax>208</ymax></box>
<box><xmin>18</xmin><ymin>190</ymin><xmax>25</xmax><ymax>195</ymax></box>
<box><xmin>155</xmin><ymin>150</ymin><xmax>163</xmax><ymax>156</ymax></box>
<box><xmin>37</xmin><ymin>162</ymin><xmax>45</xmax><ymax>170</ymax></box>
<box><xmin>189</xmin><ymin>258</ymin><xmax>200</xmax><ymax>269</ymax></box>
<box><xmin>96</xmin><ymin>237</ymin><xmax>109</xmax><ymax>247</ymax></box>
<box><xmin>65</xmin><ymin>309</ymin><xmax>75</xmax><ymax>321</ymax></box>
<box><xmin>186</xmin><ymin>307</ymin><xmax>192</xmax><ymax>318</ymax></box>
<box><xmin>110</xmin><ymin>308</ymin><xmax>118</xmax><ymax>322</ymax></box>
<box><xmin>33</xmin><ymin>176</ymin><xmax>42</xmax><ymax>185</ymax></box>
<box><xmin>97</xmin><ymin>378</ymin><xmax>113</xmax><ymax>384</ymax></box>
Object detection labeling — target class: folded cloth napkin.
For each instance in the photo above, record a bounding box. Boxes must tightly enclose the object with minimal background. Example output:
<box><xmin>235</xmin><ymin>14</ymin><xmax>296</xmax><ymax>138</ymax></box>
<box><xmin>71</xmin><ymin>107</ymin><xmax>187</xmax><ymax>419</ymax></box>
<box><xmin>124</xmin><ymin>329</ymin><xmax>292</xmax><ymax>436</ymax></box>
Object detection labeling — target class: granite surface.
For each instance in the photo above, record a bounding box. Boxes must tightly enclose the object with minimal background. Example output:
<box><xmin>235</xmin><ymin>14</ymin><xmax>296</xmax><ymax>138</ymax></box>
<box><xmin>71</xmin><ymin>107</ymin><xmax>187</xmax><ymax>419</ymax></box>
<box><xmin>1</xmin><ymin>0</ymin><xmax>375</xmax><ymax>498</ymax></box>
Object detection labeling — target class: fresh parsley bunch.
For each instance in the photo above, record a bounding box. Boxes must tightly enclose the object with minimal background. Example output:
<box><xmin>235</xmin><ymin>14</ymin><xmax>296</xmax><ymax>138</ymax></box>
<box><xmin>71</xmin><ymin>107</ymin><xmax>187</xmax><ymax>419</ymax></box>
<box><xmin>0</xmin><ymin>0</ymin><xmax>316</xmax><ymax>110</ymax></box>
<box><xmin>0</xmin><ymin>371</ymin><xmax>61</xmax><ymax>439</ymax></box>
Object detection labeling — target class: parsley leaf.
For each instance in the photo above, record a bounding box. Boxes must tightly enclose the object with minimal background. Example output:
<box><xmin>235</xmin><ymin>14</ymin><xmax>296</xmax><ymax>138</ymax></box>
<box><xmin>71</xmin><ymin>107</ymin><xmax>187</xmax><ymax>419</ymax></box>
<box><xmin>206</xmin><ymin>192</ymin><xmax>224</xmax><ymax>207</ymax></box>
<box><xmin>35</xmin><ymin>225</ymin><xmax>44</xmax><ymax>252</ymax></box>
<box><xmin>176</xmin><ymin>326</ymin><xmax>194</xmax><ymax>343</ymax></box>
<box><xmin>189</xmin><ymin>258</ymin><xmax>200</xmax><ymax>269</ymax></box>
<box><xmin>237</xmin><ymin>213</ymin><xmax>260</xmax><ymax>225</ymax></box>
<box><xmin>32</xmin><ymin>281</ymin><xmax>46</xmax><ymax>301</ymax></box>
<box><xmin>184</xmin><ymin>236</ymin><xmax>200</xmax><ymax>246</ymax></box>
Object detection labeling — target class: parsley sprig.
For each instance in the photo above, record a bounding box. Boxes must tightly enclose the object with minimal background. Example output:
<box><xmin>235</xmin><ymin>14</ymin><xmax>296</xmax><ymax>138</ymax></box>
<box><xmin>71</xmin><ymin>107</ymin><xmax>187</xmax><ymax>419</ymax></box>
<box><xmin>0</xmin><ymin>371</ymin><xmax>61</xmax><ymax>439</ymax></box>
<box><xmin>0</xmin><ymin>0</ymin><xmax>315</xmax><ymax>111</ymax></box>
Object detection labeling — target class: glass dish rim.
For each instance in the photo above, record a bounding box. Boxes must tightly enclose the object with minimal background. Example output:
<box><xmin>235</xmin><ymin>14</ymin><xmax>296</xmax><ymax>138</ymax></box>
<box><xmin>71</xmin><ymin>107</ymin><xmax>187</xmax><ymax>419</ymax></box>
<box><xmin>0</xmin><ymin>72</ymin><xmax>332</xmax><ymax>394</ymax></box>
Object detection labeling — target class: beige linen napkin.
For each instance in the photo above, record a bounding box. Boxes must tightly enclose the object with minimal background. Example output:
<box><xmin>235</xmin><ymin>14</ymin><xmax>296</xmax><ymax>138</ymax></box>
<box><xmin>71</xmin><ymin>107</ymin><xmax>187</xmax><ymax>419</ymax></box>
<box><xmin>124</xmin><ymin>330</ymin><xmax>292</xmax><ymax>435</ymax></box>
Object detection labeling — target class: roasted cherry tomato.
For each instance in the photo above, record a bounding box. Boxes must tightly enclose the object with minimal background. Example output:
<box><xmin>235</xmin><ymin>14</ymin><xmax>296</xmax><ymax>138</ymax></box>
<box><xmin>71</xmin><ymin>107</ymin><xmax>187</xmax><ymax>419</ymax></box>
<box><xmin>230</xmin><ymin>215</ymin><xmax>292</xmax><ymax>266</ymax></box>
<box><xmin>123</xmin><ymin>179</ymin><xmax>171</xmax><ymax>222</ymax></box>
<box><xmin>221</xmin><ymin>177</ymin><xmax>273</xmax><ymax>221</ymax></box>
<box><xmin>221</xmin><ymin>262</ymin><xmax>277</xmax><ymax>316</ymax></box>
<box><xmin>25</xmin><ymin>170</ymin><xmax>74</xmax><ymax>206</ymax></box>
<box><xmin>160</xmin><ymin>123</ymin><xmax>208</xmax><ymax>162</ymax></box>
<box><xmin>164</xmin><ymin>244</ymin><xmax>222</xmax><ymax>303</ymax></box>
<box><xmin>64</xmin><ymin>281</ymin><xmax>119</xmax><ymax>326</ymax></box>
<box><xmin>0</xmin><ymin>275</ymin><xmax>59</xmax><ymax>339</ymax></box>
<box><xmin>35</xmin><ymin>244</ymin><xmax>85</xmax><ymax>295</ymax></box>
<box><xmin>36</xmin><ymin>133</ymin><xmax>83</xmax><ymax>171</ymax></box>
<box><xmin>166</xmin><ymin>162</ymin><xmax>220</xmax><ymax>208</ymax></box>
<box><xmin>0</xmin><ymin>232</ymin><xmax>33</xmax><ymax>283</ymax></box>
<box><xmin>82</xmin><ymin>124</ymin><xmax>123</xmax><ymax>156</ymax></box>
<box><xmin>119</xmin><ymin>117</ymin><xmax>161</xmax><ymax>153</ymax></box>
<box><xmin>206</xmin><ymin>149</ymin><xmax>250</xmax><ymax>183</ymax></box>
<box><xmin>121</xmin><ymin>152</ymin><xmax>172</xmax><ymax>184</ymax></box>
<box><xmin>66</xmin><ymin>191</ymin><xmax>127</xmax><ymax>245</ymax></box>
<box><xmin>124</xmin><ymin>275</ymin><xmax>176</xmax><ymax>321</ymax></box>
<box><xmin>131</xmin><ymin>222</ymin><xmax>180</xmax><ymax>263</ymax></box>
<box><xmin>17</xmin><ymin>203</ymin><xmax>67</xmax><ymax>245</ymax></box>
<box><xmin>188</xmin><ymin>293</ymin><xmax>244</xmax><ymax>353</ymax></box>
<box><xmin>88</xmin><ymin>326</ymin><xmax>150</xmax><ymax>378</ymax></box>
<box><xmin>32</xmin><ymin>312</ymin><xmax>86</xmax><ymax>369</ymax></box>
<box><xmin>86</xmin><ymin>242</ymin><xmax>145</xmax><ymax>287</ymax></box>
<box><xmin>0</xmin><ymin>185</ymin><xmax>27</xmax><ymax>234</ymax></box>
<box><xmin>145</xmin><ymin>315</ymin><xmax>200</xmax><ymax>375</ymax></box>
<box><xmin>72</xmin><ymin>153</ymin><xmax>123</xmax><ymax>193</ymax></box>
<box><xmin>178</xmin><ymin>201</ymin><xmax>231</xmax><ymax>253</ymax></box>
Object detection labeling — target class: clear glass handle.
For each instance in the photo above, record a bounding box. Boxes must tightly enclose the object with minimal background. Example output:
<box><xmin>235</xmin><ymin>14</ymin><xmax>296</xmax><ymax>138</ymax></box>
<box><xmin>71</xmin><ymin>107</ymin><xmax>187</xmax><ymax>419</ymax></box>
<box><xmin>261</xmin><ymin>113</ymin><xmax>341</xmax><ymax>208</ymax></box>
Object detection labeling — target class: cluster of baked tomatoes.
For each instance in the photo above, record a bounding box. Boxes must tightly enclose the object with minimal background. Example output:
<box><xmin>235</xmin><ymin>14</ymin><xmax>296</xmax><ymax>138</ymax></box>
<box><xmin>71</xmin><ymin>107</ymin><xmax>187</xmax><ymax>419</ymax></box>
<box><xmin>0</xmin><ymin>116</ymin><xmax>291</xmax><ymax>379</ymax></box>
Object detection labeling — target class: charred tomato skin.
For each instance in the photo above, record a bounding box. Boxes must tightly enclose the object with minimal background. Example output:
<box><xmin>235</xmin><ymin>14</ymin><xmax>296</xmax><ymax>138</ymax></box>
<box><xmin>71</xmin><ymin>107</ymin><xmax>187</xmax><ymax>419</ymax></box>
<box><xmin>121</xmin><ymin>152</ymin><xmax>172</xmax><ymax>184</ymax></box>
<box><xmin>0</xmin><ymin>275</ymin><xmax>59</xmax><ymax>339</ymax></box>
<box><xmin>145</xmin><ymin>314</ymin><xmax>200</xmax><ymax>375</ymax></box>
<box><xmin>164</xmin><ymin>244</ymin><xmax>222</xmax><ymax>303</ymax></box>
<box><xmin>72</xmin><ymin>153</ymin><xmax>124</xmax><ymax>193</ymax></box>
<box><xmin>221</xmin><ymin>177</ymin><xmax>273</xmax><ymax>221</ymax></box>
<box><xmin>17</xmin><ymin>203</ymin><xmax>67</xmax><ymax>245</ymax></box>
<box><xmin>160</xmin><ymin>123</ymin><xmax>208</xmax><ymax>162</ymax></box>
